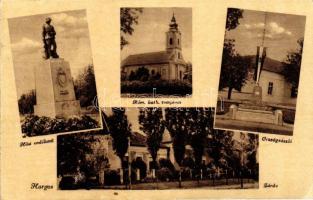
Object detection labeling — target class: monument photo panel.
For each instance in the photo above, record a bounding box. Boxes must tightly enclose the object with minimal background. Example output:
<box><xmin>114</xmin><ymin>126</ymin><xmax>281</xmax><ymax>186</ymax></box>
<box><xmin>8</xmin><ymin>10</ymin><xmax>102</xmax><ymax>137</ymax></box>
<box><xmin>120</xmin><ymin>7</ymin><xmax>192</xmax><ymax>98</ymax></box>
<box><xmin>214</xmin><ymin>8</ymin><xmax>306</xmax><ymax>136</ymax></box>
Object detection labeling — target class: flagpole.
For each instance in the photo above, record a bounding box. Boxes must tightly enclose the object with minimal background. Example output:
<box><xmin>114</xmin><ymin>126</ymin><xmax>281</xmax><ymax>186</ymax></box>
<box><xmin>256</xmin><ymin>12</ymin><xmax>267</xmax><ymax>85</ymax></box>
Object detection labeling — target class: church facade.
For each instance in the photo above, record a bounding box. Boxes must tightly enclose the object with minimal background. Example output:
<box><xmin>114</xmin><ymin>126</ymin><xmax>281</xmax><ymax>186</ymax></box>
<box><xmin>122</xmin><ymin>15</ymin><xmax>188</xmax><ymax>81</ymax></box>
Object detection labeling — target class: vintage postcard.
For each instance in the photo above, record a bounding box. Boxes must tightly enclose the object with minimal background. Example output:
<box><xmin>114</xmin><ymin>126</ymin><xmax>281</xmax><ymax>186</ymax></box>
<box><xmin>8</xmin><ymin>10</ymin><xmax>102</xmax><ymax>137</ymax></box>
<box><xmin>1</xmin><ymin>0</ymin><xmax>313</xmax><ymax>200</ymax></box>
<box><xmin>214</xmin><ymin>8</ymin><xmax>306</xmax><ymax>136</ymax></box>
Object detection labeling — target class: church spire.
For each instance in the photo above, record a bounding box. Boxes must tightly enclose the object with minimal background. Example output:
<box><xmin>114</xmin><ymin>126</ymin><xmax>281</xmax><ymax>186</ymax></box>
<box><xmin>166</xmin><ymin>12</ymin><xmax>182</xmax><ymax>53</ymax></box>
<box><xmin>169</xmin><ymin>12</ymin><xmax>178</xmax><ymax>30</ymax></box>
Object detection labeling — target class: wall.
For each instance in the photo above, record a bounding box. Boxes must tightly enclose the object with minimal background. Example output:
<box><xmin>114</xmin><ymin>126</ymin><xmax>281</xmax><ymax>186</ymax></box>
<box><xmin>124</xmin><ymin>64</ymin><xmax>170</xmax><ymax>80</ymax></box>
<box><xmin>237</xmin><ymin>70</ymin><xmax>296</xmax><ymax>105</ymax></box>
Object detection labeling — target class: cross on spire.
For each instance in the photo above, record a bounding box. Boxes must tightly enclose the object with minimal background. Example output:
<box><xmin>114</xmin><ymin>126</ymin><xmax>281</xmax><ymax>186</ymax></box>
<box><xmin>169</xmin><ymin>12</ymin><xmax>178</xmax><ymax>30</ymax></box>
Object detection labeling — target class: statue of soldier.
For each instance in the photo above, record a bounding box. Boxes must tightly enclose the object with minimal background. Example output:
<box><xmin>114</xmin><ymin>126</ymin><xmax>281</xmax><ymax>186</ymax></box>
<box><xmin>42</xmin><ymin>17</ymin><xmax>59</xmax><ymax>59</ymax></box>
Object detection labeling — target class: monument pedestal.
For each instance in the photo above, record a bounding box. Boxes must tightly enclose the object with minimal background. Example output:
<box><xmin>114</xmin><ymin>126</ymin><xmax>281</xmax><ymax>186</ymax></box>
<box><xmin>229</xmin><ymin>85</ymin><xmax>283</xmax><ymax>125</ymax></box>
<box><xmin>34</xmin><ymin>58</ymin><xmax>81</xmax><ymax>118</ymax></box>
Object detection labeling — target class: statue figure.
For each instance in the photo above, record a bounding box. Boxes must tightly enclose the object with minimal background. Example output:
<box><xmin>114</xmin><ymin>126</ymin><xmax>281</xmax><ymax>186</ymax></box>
<box><xmin>42</xmin><ymin>17</ymin><xmax>59</xmax><ymax>59</ymax></box>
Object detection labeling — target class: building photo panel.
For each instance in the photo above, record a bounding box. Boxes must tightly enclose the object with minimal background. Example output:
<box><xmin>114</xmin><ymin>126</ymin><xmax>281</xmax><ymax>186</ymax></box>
<box><xmin>8</xmin><ymin>10</ymin><xmax>102</xmax><ymax>137</ymax></box>
<box><xmin>57</xmin><ymin>107</ymin><xmax>259</xmax><ymax>190</ymax></box>
<box><xmin>120</xmin><ymin>7</ymin><xmax>192</xmax><ymax>98</ymax></box>
<box><xmin>214</xmin><ymin>8</ymin><xmax>306</xmax><ymax>136</ymax></box>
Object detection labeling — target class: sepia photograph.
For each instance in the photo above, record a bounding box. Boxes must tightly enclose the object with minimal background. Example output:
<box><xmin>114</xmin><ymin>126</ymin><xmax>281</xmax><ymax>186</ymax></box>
<box><xmin>57</xmin><ymin>107</ymin><xmax>259</xmax><ymax>190</ymax></box>
<box><xmin>8</xmin><ymin>10</ymin><xmax>102</xmax><ymax>137</ymax></box>
<box><xmin>214</xmin><ymin>8</ymin><xmax>306</xmax><ymax>136</ymax></box>
<box><xmin>120</xmin><ymin>8</ymin><xmax>192</xmax><ymax>98</ymax></box>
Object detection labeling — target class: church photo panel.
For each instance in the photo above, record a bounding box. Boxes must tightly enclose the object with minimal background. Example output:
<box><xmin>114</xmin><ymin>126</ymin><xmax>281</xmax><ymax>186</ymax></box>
<box><xmin>120</xmin><ymin>7</ymin><xmax>192</xmax><ymax>98</ymax></box>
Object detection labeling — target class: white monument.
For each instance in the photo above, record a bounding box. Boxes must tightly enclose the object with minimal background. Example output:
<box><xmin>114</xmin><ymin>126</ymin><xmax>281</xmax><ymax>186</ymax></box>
<box><xmin>34</xmin><ymin>58</ymin><xmax>81</xmax><ymax>118</ymax></box>
<box><xmin>34</xmin><ymin>17</ymin><xmax>81</xmax><ymax>118</ymax></box>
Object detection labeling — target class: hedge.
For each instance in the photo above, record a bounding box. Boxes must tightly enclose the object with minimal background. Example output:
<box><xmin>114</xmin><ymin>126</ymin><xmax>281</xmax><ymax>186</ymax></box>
<box><xmin>21</xmin><ymin>115</ymin><xmax>99</xmax><ymax>137</ymax></box>
<box><xmin>121</xmin><ymin>80</ymin><xmax>192</xmax><ymax>95</ymax></box>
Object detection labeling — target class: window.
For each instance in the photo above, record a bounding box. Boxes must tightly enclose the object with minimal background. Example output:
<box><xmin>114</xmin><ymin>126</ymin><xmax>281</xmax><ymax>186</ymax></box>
<box><xmin>169</xmin><ymin>38</ymin><xmax>173</xmax><ymax>45</ymax></box>
<box><xmin>178</xmin><ymin>39</ymin><xmax>180</xmax><ymax>45</ymax></box>
<box><xmin>180</xmin><ymin>71</ymin><xmax>182</xmax><ymax>80</ymax></box>
<box><xmin>151</xmin><ymin>69</ymin><xmax>155</xmax><ymax>75</ymax></box>
<box><xmin>291</xmin><ymin>86</ymin><xmax>298</xmax><ymax>98</ymax></box>
<box><xmin>268</xmin><ymin>82</ymin><xmax>273</xmax><ymax>95</ymax></box>
<box><xmin>178</xmin><ymin>52</ymin><xmax>180</xmax><ymax>59</ymax></box>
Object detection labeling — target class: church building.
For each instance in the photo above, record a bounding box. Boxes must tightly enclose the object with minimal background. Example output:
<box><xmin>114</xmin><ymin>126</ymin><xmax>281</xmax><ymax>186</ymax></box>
<box><xmin>122</xmin><ymin>14</ymin><xmax>188</xmax><ymax>81</ymax></box>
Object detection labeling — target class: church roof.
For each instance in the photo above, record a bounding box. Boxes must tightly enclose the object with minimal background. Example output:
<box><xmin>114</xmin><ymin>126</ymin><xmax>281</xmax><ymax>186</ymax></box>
<box><xmin>122</xmin><ymin>51</ymin><xmax>171</xmax><ymax>67</ymax></box>
<box><xmin>130</xmin><ymin>131</ymin><xmax>147</xmax><ymax>147</ymax></box>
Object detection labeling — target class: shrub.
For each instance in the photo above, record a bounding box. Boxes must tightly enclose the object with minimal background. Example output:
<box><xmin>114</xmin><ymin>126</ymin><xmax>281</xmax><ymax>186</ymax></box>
<box><xmin>156</xmin><ymin>167</ymin><xmax>174</xmax><ymax>181</ymax></box>
<box><xmin>59</xmin><ymin>176</ymin><xmax>76</xmax><ymax>190</ymax></box>
<box><xmin>121</xmin><ymin>80</ymin><xmax>192</xmax><ymax>95</ymax></box>
<box><xmin>159</xmin><ymin>158</ymin><xmax>175</xmax><ymax>172</ymax></box>
<box><xmin>21</xmin><ymin>115</ymin><xmax>99</xmax><ymax>137</ymax></box>
<box><xmin>282</xmin><ymin>109</ymin><xmax>295</xmax><ymax>124</ymax></box>
<box><xmin>131</xmin><ymin>157</ymin><xmax>147</xmax><ymax>181</ymax></box>
<box><xmin>18</xmin><ymin>90</ymin><xmax>36</xmax><ymax>115</ymax></box>
<box><xmin>104</xmin><ymin>170</ymin><xmax>121</xmax><ymax>185</ymax></box>
<box><xmin>182</xmin><ymin>157</ymin><xmax>195</xmax><ymax>169</ymax></box>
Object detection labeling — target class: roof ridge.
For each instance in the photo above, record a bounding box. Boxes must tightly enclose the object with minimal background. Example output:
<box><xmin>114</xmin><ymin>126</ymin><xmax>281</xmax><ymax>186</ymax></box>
<box><xmin>127</xmin><ymin>51</ymin><xmax>167</xmax><ymax>57</ymax></box>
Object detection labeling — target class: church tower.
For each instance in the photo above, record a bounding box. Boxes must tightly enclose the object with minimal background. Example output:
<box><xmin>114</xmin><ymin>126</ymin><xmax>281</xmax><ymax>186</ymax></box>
<box><xmin>166</xmin><ymin>13</ymin><xmax>182</xmax><ymax>60</ymax></box>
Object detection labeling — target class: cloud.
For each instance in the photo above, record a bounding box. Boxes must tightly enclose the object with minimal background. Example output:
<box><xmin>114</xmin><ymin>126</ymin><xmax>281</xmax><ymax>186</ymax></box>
<box><xmin>50</xmin><ymin>13</ymin><xmax>88</xmax><ymax>39</ymax></box>
<box><xmin>243</xmin><ymin>21</ymin><xmax>292</xmax><ymax>40</ymax></box>
<box><xmin>11</xmin><ymin>37</ymin><xmax>41</xmax><ymax>54</ymax></box>
<box><xmin>244</xmin><ymin>23</ymin><xmax>264</xmax><ymax>29</ymax></box>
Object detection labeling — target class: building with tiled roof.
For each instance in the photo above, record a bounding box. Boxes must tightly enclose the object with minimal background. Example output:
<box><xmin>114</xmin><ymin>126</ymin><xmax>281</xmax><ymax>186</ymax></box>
<box><xmin>220</xmin><ymin>55</ymin><xmax>297</xmax><ymax>105</ymax></box>
<box><xmin>121</xmin><ymin>14</ymin><xmax>188</xmax><ymax>81</ymax></box>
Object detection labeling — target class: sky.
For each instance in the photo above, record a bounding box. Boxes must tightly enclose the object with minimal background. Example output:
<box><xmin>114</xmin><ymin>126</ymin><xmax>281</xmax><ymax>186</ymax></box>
<box><xmin>8</xmin><ymin>10</ymin><xmax>92</xmax><ymax>98</ymax></box>
<box><xmin>121</xmin><ymin>7</ymin><xmax>192</xmax><ymax>63</ymax></box>
<box><xmin>225</xmin><ymin>9</ymin><xmax>306</xmax><ymax>62</ymax></box>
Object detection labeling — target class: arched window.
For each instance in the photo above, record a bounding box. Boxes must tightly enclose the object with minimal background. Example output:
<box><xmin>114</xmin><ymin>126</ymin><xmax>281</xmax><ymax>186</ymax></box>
<box><xmin>178</xmin><ymin>52</ymin><xmax>180</xmax><ymax>59</ymax></box>
<box><xmin>169</xmin><ymin>38</ymin><xmax>173</xmax><ymax>45</ymax></box>
<box><xmin>178</xmin><ymin>39</ymin><xmax>180</xmax><ymax>45</ymax></box>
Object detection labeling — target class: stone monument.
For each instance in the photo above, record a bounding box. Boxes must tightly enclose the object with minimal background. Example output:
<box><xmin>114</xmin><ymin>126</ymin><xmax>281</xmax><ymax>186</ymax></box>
<box><xmin>229</xmin><ymin>45</ymin><xmax>283</xmax><ymax>126</ymax></box>
<box><xmin>34</xmin><ymin>17</ymin><xmax>81</xmax><ymax>118</ymax></box>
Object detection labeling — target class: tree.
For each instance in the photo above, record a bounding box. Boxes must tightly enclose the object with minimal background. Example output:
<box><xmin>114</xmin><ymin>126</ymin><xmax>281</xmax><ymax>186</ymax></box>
<box><xmin>225</xmin><ymin>8</ymin><xmax>243</xmax><ymax>31</ymax></box>
<box><xmin>165</xmin><ymin>108</ymin><xmax>214</xmax><ymax>182</ymax></box>
<box><xmin>120</xmin><ymin>8</ymin><xmax>143</xmax><ymax>49</ymax></box>
<box><xmin>164</xmin><ymin>108</ymin><xmax>188</xmax><ymax>167</ymax></box>
<box><xmin>164</xmin><ymin>108</ymin><xmax>189</xmax><ymax>186</ymax></box>
<box><xmin>207</xmin><ymin>130</ymin><xmax>235</xmax><ymax>172</ymax></box>
<box><xmin>138</xmin><ymin>108</ymin><xmax>165</xmax><ymax>170</ymax></box>
<box><xmin>135</xmin><ymin>66</ymin><xmax>150</xmax><ymax>81</ymax></box>
<box><xmin>18</xmin><ymin>90</ymin><xmax>36</xmax><ymax>115</ymax></box>
<box><xmin>107</xmin><ymin>108</ymin><xmax>132</xmax><ymax>182</ymax></box>
<box><xmin>283</xmin><ymin>38</ymin><xmax>304</xmax><ymax>91</ymax></box>
<box><xmin>219</xmin><ymin>40</ymin><xmax>250</xmax><ymax>99</ymax></box>
<box><xmin>74</xmin><ymin>64</ymin><xmax>97</xmax><ymax>107</ymax></box>
<box><xmin>245</xmin><ymin>133</ymin><xmax>259</xmax><ymax>180</ymax></box>
<box><xmin>187</xmin><ymin>108</ymin><xmax>214</xmax><ymax>177</ymax></box>
<box><xmin>219</xmin><ymin>8</ymin><xmax>247</xmax><ymax>99</ymax></box>
<box><xmin>57</xmin><ymin>133</ymin><xmax>99</xmax><ymax>176</ymax></box>
<box><xmin>128</xmin><ymin>71</ymin><xmax>136</xmax><ymax>81</ymax></box>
